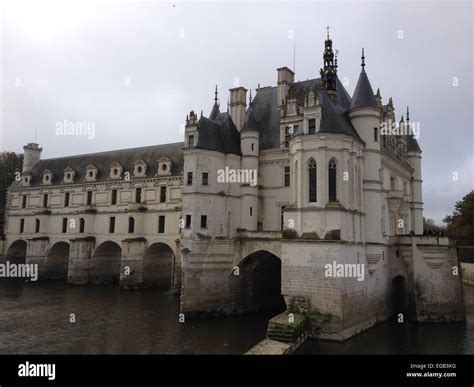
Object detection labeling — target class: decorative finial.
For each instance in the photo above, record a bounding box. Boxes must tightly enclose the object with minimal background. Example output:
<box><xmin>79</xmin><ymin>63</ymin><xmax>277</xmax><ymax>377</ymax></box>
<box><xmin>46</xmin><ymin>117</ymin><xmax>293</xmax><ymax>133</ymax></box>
<box><xmin>214</xmin><ymin>85</ymin><xmax>218</xmax><ymax>103</ymax></box>
<box><xmin>406</xmin><ymin>106</ymin><xmax>410</xmax><ymax>121</ymax></box>
<box><xmin>361</xmin><ymin>48</ymin><xmax>365</xmax><ymax>68</ymax></box>
<box><xmin>335</xmin><ymin>49</ymin><xmax>338</xmax><ymax>69</ymax></box>
<box><xmin>326</xmin><ymin>25</ymin><xmax>330</xmax><ymax>40</ymax></box>
<box><xmin>249</xmin><ymin>89</ymin><xmax>252</xmax><ymax>103</ymax></box>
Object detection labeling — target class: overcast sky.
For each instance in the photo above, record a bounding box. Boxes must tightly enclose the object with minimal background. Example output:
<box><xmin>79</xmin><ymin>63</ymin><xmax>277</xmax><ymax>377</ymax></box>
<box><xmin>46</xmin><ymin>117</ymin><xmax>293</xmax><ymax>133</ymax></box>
<box><xmin>1</xmin><ymin>0</ymin><xmax>472</xmax><ymax>224</ymax></box>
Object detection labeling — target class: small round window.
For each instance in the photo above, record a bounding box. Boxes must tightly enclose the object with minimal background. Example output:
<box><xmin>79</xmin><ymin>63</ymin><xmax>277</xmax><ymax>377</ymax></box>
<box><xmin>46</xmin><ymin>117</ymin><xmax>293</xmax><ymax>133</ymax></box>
<box><xmin>137</xmin><ymin>166</ymin><xmax>143</xmax><ymax>174</ymax></box>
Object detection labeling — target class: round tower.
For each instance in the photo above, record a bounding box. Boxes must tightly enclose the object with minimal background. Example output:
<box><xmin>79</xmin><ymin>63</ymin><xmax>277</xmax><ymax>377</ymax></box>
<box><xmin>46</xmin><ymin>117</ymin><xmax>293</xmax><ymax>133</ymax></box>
<box><xmin>240</xmin><ymin>98</ymin><xmax>259</xmax><ymax>231</ymax></box>
<box><xmin>22</xmin><ymin>143</ymin><xmax>42</xmax><ymax>173</ymax></box>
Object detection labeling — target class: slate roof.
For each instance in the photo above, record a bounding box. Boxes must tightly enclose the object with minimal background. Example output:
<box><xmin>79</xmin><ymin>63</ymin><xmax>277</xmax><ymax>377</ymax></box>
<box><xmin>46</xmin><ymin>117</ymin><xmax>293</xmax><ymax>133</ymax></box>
<box><xmin>350</xmin><ymin>68</ymin><xmax>378</xmax><ymax>109</ymax></box>
<box><xmin>12</xmin><ymin>142</ymin><xmax>184</xmax><ymax>187</ymax></box>
<box><xmin>246</xmin><ymin>77</ymin><xmax>364</xmax><ymax>149</ymax></box>
<box><xmin>195</xmin><ymin>112</ymin><xmax>241</xmax><ymax>155</ymax></box>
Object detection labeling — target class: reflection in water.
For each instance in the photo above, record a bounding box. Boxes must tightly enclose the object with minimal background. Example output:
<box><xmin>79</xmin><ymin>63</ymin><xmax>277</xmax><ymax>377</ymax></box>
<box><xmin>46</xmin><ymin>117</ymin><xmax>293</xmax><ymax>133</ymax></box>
<box><xmin>0</xmin><ymin>281</ymin><xmax>268</xmax><ymax>354</ymax></box>
<box><xmin>304</xmin><ymin>285</ymin><xmax>474</xmax><ymax>354</ymax></box>
<box><xmin>1</xmin><ymin>280</ymin><xmax>473</xmax><ymax>354</ymax></box>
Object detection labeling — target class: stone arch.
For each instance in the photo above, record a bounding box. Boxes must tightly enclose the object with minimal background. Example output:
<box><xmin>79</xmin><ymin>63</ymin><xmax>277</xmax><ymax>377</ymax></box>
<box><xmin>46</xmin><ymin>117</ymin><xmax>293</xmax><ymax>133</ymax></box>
<box><xmin>6</xmin><ymin>240</ymin><xmax>27</xmax><ymax>264</ymax></box>
<box><xmin>237</xmin><ymin>250</ymin><xmax>286</xmax><ymax>316</ymax></box>
<box><xmin>388</xmin><ymin>275</ymin><xmax>409</xmax><ymax>320</ymax></box>
<box><xmin>143</xmin><ymin>242</ymin><xmax>175</xmax><ymax>288</ymax></box>
<box><xmin>90</xmin><ymin>241</ymin><xmax>122</xmax><ymax>284</ymax></box>
<box><xmin>45</xmin><ymin>241</ymin><xmax>70</xmax><ymax>280</ymax></box>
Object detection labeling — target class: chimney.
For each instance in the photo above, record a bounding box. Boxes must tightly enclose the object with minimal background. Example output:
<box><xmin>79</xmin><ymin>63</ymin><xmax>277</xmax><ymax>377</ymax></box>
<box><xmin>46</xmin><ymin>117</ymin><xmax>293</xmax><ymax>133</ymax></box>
<box><xmin>22</xmin><ymin>143</ymin><xmax>42</xmax><ymax>173</ymax></box>
<box><xmin>228</xmin><ymin>87</ymin><xmax>247</xmax><ymax>131</ymax></box>
<box><xmin>277</xmin><ymin>66</ymin><xmax>295</xmax><ymax>107</ymax></box>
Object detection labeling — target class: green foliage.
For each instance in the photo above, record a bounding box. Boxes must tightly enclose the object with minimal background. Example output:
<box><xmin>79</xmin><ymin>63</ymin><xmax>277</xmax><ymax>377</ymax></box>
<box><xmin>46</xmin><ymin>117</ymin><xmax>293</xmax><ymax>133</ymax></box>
<box><xmin>324</xmin><ymin>229</ymin><xmax>341</xmax><ymax>240</ymax></box>
<box><xmin>443</xmin><ymin>191</ymin><xmax>474</xmax><ymax>245</ymax></box>
<box><xmin>0</xmin><ymin>152</ymin><xmax>23</xmax><ymax>238</ymax></box>
<box><xmin>301</xmin><ymin>232</ymin><xmax>320</xmax><ymax>240</ymax></box>
<box><xmin>282</xmin><ymin>229</ymin><xmax>299</xmax><ymax>239</ymax></box>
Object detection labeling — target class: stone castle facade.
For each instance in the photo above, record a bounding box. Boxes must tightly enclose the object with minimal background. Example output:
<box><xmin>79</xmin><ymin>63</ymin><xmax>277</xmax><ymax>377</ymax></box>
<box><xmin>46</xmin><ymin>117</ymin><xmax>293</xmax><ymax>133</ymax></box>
<box><xmin>2</xmin><ymin>34</ymin><xmax>464</xmax><ymax>340</ymax></box>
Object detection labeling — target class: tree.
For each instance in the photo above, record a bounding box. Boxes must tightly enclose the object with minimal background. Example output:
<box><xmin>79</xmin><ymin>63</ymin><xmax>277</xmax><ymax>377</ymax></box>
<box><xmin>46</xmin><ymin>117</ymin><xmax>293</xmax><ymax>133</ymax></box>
<box><xmin>443</xmin><ymin>191</ymin><xmax>474</xmax><ymax>246</ymax></box>
<box><xmin>0</xmin><ymin>152</ymin><xmax>23</xmax><ymax>238</ymax></box>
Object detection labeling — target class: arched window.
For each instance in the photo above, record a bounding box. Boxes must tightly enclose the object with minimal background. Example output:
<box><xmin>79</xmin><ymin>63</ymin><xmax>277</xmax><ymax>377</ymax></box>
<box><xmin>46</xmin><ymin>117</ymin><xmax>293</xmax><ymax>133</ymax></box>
<box><xmin>35</xmin><ymin>219</ymin><xmax>40</xmax><ymax>233</ymax></box>
<box><xmin>308</xmin><ymin>158</ymin><xmax>317</xmax><ymax>203</ymax></box>
<box><xmin>128</xmin><ymin>217</ymin><xmax>135</xmax><ymax>233</ymax></box>
<box><xmin>328</xmin><ymin>158</ymin><xmax>337</xmax><ymax>202</ymax></box>
<box><xmin>79</xmin><ymin>218</ymin><xmax>85</xmax><ymax>233</ymax></box>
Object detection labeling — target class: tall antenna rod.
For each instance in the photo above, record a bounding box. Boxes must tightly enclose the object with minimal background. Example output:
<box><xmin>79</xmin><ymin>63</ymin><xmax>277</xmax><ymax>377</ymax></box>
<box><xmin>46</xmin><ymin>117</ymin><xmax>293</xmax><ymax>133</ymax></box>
<box><xmin>293</xmin><ymin>43</ymin><xmax>296</xmax><ymax>73</ymax></box>
<box><xmin>34</xmin><ymin>128</ymin><xmax>37</xmax><ymax>143</ymax></box>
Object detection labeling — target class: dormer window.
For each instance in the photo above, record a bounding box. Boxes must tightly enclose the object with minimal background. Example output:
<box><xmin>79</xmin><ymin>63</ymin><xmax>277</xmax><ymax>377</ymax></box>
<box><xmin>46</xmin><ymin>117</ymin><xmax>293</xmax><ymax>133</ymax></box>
<box><xmin>157</xmin><ymin>157</ymin><xmax>172</xmax><ymax>176</ymax></box>
<box><xmin>85</xmin><ymin>164</ymin><xmax>98</xmax><ymax>182</ymax></box>
<box><xmin>109</xmin><ymin>162</ymin><xmax>123</xmax><ymax>180</ymax></box>
<box><xmin>63</xmin><ymin>167</ymin><xmax>75</xmax><ymax>183</ymax></box>
<box><xmin>133</xmin><ymin>160</ymin><xmax>147</xmax><ymax>178</ymax></box>
<box><xmin>42</xmin><ymin>169</ymin><xmax>53</xmax><ymax>185</ymax></box>
<box><xmin>21</xmin><ymin>173</ymin><xmax>32</xmax><ymax>187</ymax></box>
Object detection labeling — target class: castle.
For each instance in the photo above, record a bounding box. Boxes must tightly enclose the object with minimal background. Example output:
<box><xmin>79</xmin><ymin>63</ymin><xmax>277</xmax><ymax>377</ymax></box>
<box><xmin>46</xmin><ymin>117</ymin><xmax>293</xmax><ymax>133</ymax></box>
<box><xmin>2</xmin><ymin>33</ymin><xmax>464</xmax><ymax>340</ymax></box>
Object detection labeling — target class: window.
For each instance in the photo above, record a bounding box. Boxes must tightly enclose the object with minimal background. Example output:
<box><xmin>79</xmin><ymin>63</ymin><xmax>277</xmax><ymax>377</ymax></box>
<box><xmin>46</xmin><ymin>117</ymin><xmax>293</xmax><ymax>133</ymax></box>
<box><xmin>43</xmin><ymin>194</ymin><xmax>48</xmax><ymax>208</ymax></box>
<box><xmin>250</xmin><ymin>207</ymin><xmax>253</xmax><ymax>216</ymax></box>
<box><xmin>135</xmin><ymin>188</ymin><xmax>142</xmax><ymax>204</ymax></box>
<box><xmin>160</xmin><ymin>186</ymin><xmax>167</xmax><ymax>203</ymax></box>
<box><xmin>158</xmin><ymin>215</ymin><xmax>165</xmax><ymax>233</ymax></box>
<box><xmin>281</xmin><ymin>206</ymin><xmax>286</xmax><ymax>230</ymax></box>
<box><xmin>79</xmin><ymin>218</ymin><xmax>85</xmax><ymax>233</ymax></box>
<box><xmin>374</xmin><ymin>127</ymin><xmax>378</xmax><ymax>142</ymax></box>
<box><xmin>62</xmin><ymin>218</ymin><xmax>67</xmax><ymax>233</ymax></box>
<box><xmin>187</xmin><ymin>172</ymin><xmax>193</xmax><ymax>185</ymax></box>
<box><xmin>109</xmin><ymin>217</ymin><xmax>116</xmax><ymax>233</ymax></box>
<box><xmin>328</xmin><ymin>159</ymin><xmax>337</xmax><ymax>202</ymax></box>
<box><xmin>284</xmin><ymin>166</ymin><xmax>290</xmax><ymax>187</ymax></box>
<box><xmin>202</xmin><ymin>172</ymin><xmax>209</xmax><ymax>186</ymax></box>
<box><xmin>86</xmin><ymin>191</ymin><xmax>92</xmax><ymax>206</ymax></box>
<box><xmin>200</xmin><ymin>215</ymin><xmax>207</xmax><ymax>229</ymax></box>
<box><xmin>309</xmin><ymin>119</ymin><xmax>316</xmax><ymax>134</ymax></box>
<box><xmin>284</xmin><ymin>126</ymin><xmax>292</xmax><ymax>147</ymax></box>
<box><xmin>111</xmin><ymin>189</ymin><xmax>117</xmax><ymax>205</ymax></box>
<box><xmin>308</xmin><ymin>158</ymin><xmax>317</xmax><ymax>203</ymax></box>
<box><xmin>65</xmin><ymin>192</ymin><xmax>70</xmax><ymax>207</ymax></box>
<box><xmin>128</xmin><ymin>217</ymin><xmax>135</xmax><ymax>233</ymax></box>
<box><xmin>35</xmin><ymin>219</ymin><xmax>40</xmax><ymax>233</ymax></box>
<box><xmin>390</xmin><ymin>176</ymin><xmax>395</xmax><ymax>190</ymax></box>
<box><xmin>22</xmin><ymin>195</ymin><xmax>27</xmax><ymax>209</ymax></box>
<box><xmin>188</xmin><ymin>135</ymin><xmax>195</xmax><ymax>149</ymax></box>
<box><xmin>251</xmin><ymin>143</ymin><xmax>254</xmax><ymax>151</ymax></box>
<box><xmin>20</xmin><ymin>219</ymin><xmax>25</xmax><ymax>233</ymax></box>
<box><xmin>185</xmin><ymin>215</ymin><xmax>191</xmax><ymax>229</ymax></box>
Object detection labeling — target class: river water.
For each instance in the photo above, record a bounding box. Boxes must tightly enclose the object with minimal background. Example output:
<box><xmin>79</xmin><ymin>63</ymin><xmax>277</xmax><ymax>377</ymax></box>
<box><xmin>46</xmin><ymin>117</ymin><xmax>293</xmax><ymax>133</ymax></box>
<box><xmin>0</xmin><ymin>280</ymin><xmax>473</xmax><ymax>354</ymax></box>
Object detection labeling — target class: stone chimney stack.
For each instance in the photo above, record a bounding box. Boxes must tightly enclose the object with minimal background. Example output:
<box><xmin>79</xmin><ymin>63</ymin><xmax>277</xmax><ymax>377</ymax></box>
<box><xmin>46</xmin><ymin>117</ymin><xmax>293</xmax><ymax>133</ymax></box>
<box><xmin>277</xmin><ymin>66</ymin><xmax>295</xmax><ymax>107</ymax></box>
<box><xmin>228</xmin><ymin>87</ymin><xmax>247</xmax><ymax>131</ymax></box>
<box><xmin>22</xmin><ymin>143</ymin><xmax>42</xmax><ymax>173</ymax></box>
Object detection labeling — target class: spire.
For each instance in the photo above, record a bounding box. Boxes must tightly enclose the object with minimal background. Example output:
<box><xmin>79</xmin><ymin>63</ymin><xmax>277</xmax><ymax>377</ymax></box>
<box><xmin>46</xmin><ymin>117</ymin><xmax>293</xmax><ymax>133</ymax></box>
<box><xmin>209</xmin><ymin>85</ymin><xmax>220</xmax><ymax>121</ymax></box>
<box><xmin>350</xmin><ymin>48</ymin><xmax>378</xmax><ymax>110</ymax></box>
<box><xmin>320</xmin><ymin>28</ymin><xmax>337</xmax><ymax>102</ymax></box>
